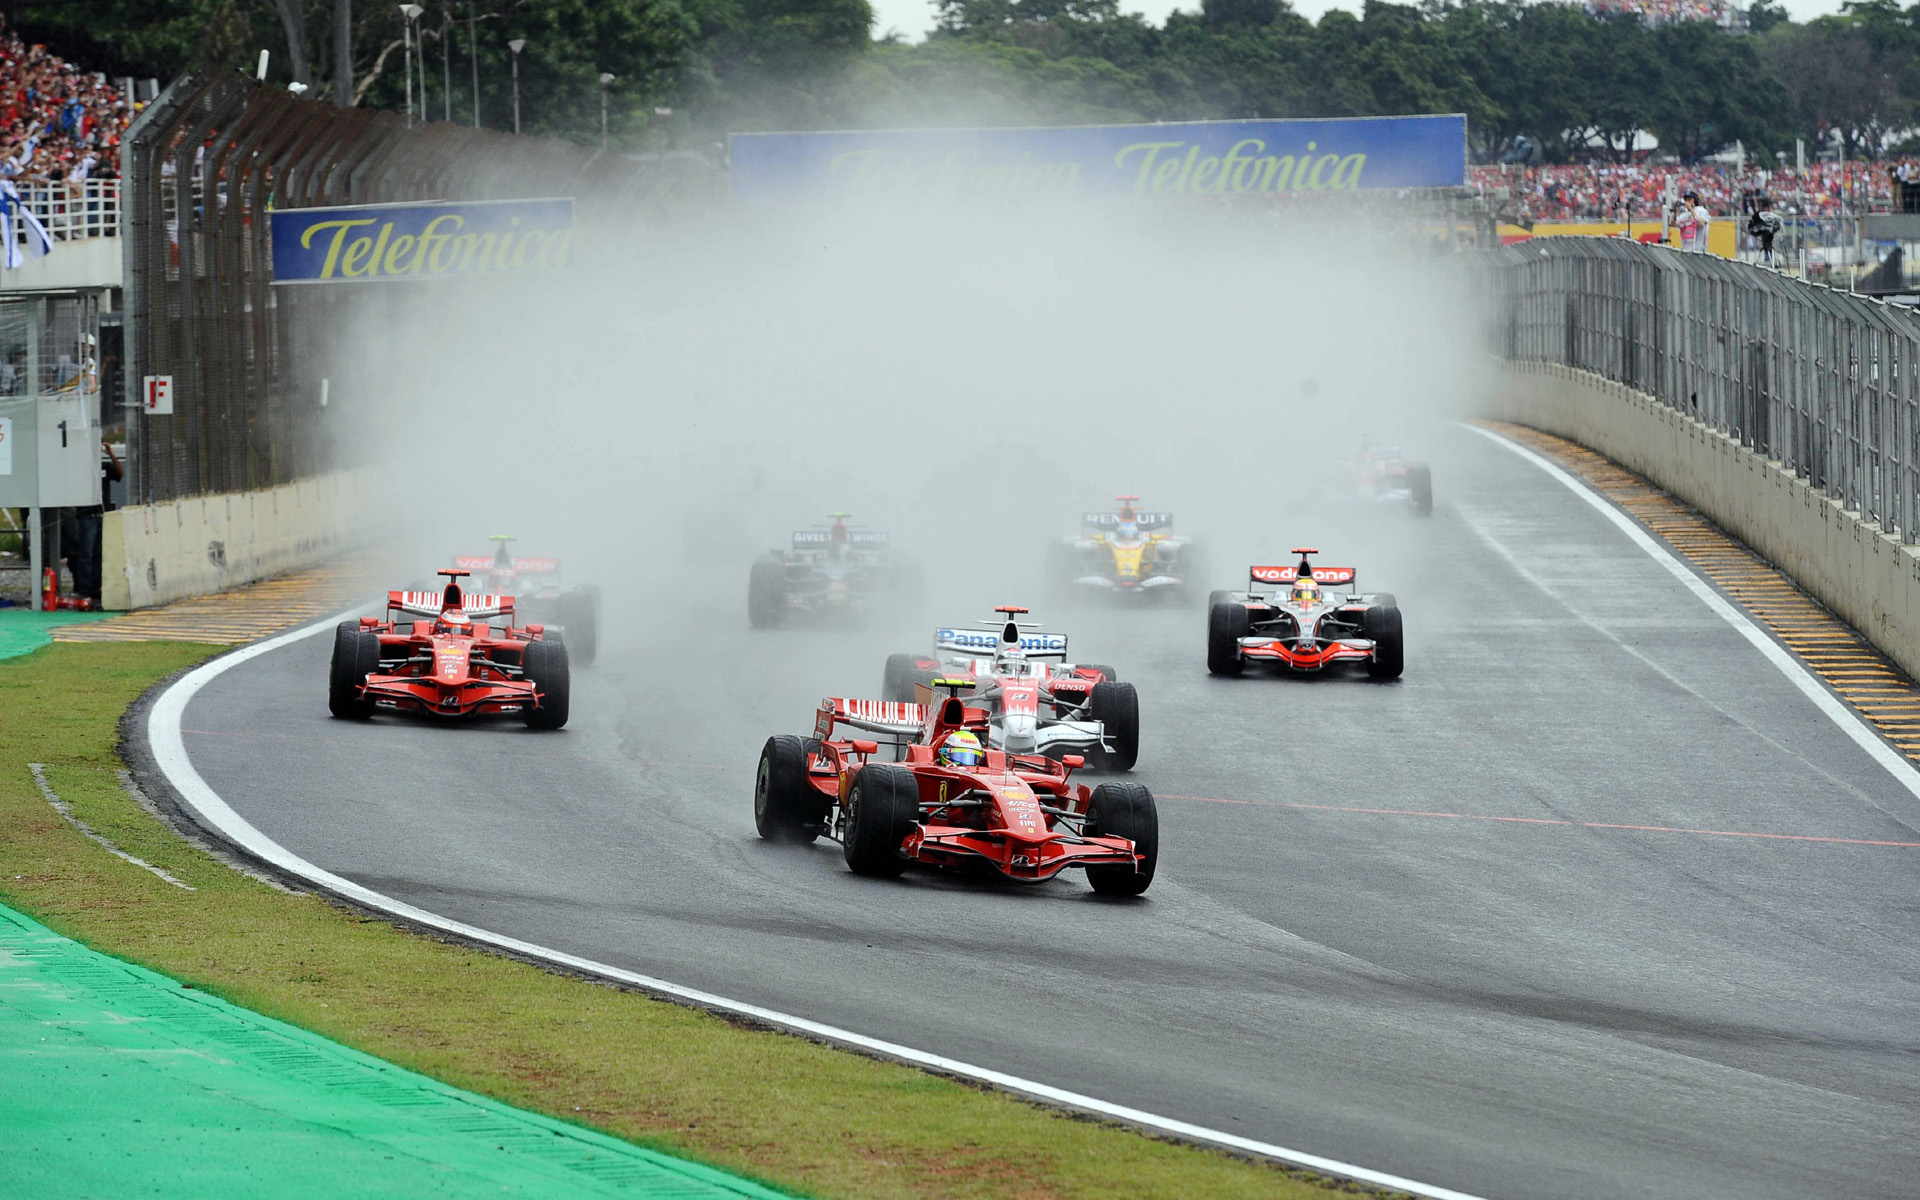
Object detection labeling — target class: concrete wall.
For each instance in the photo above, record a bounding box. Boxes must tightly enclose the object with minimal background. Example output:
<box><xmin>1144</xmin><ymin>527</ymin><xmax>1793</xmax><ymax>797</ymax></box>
<box><xmin>102</xmin><ymin>469</ymin><xmax>375</xmax><ymax>609</ymax></box>
<box><xmin>1485</xmin><ymin>360</ymin><xmax>1920</xmax><ymax>682</ymax></box>
<box><xmin>0</xmin><ymin>238</ymin><xmax>122</xmax><ymax>291</ymax></box>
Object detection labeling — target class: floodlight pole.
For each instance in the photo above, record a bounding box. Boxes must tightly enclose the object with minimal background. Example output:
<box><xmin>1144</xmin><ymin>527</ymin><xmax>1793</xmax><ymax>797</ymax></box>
<box><xmin>399</xmin><ymin>5</ymin><xmax>424</xmax><ymax>127</ymax></box>
<box><xmin>508</xmin><ymin>39</ymin><xmax>524</xmax><ymax>135</ymax></box>
<box><xmin>598</xmin><ymin>72</ymin><xmax>614</xmax><ymax>150</ymax></box>
<box><xmin>468</xmin><ymin>2</ymin><xmax>480</xmax><ymax>127</ymax></box>
<box><xmin>441</xmin><ymin>8</ymin><xmax>452</xmax><ymax>122</ymax></box>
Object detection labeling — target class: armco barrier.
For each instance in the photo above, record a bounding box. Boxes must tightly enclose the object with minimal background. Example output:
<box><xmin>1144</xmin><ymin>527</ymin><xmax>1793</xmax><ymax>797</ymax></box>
<box><xmin>102</xmin><ymin>469</ymin><xmax>378</xmax><ymax>610</ymax></box>
<box><xmin>1484</xmin><ymin>359</ymin><xmax>1920</xmax><ymax>683</ymax></box>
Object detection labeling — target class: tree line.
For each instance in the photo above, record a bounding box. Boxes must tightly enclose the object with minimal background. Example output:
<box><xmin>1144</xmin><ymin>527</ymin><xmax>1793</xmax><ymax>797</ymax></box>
<box><xmin>17</xmin><ymin>0</ymin><xmax>1920</xmax><ymax>163</ymax></box>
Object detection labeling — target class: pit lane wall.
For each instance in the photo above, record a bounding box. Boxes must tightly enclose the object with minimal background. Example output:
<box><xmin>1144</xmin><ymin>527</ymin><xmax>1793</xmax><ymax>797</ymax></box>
<box><xmin>102</xmin><ymin>469</ymin><xmax>375</xmax><ymax>610</ymax></box>
<box><xmin>1483</xmin><ymin>359</ymin><xmax>1920</xmax><ymax>682</ymax></box>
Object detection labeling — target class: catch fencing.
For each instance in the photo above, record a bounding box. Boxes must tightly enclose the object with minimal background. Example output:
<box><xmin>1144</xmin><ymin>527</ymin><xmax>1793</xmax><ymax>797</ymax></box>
<box><xmin>122</xmin><ymin>74</ymin><xmax>717</xmax><ymax>506</ymax></box>
<box><xmin>1486</xmin><ymin>237</ymin><xmax>1920</xmax><ymax>542</ymax></box>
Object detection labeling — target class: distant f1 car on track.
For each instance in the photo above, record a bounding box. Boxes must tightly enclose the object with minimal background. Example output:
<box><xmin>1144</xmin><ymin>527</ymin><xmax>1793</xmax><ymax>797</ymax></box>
<box><xmin>753</xmin><ymin>679</ymin><xmax>1157</xmax><ymax>893</ymax></box>
<box><xmin>882</xmin><ymin>606</ymin><xmax>1138</xmax><ymax>770</ymax></box>
<box><xmin>1048</xmin><ymin>495</ymin><xmax>1202</xmax><ymax>600</ymax></box>
<box><xmin>328</xmin><ymin>569</ymin><xmax>570</xmax><ymax>728</ymax></box>
<box><xmin>452</xmin><ymin>535</ymin><xmax>601</xmax><ymax>665</ymax></box>
<box><xmin>1207</xmin><ymin>549</ymin><xmax>1403</xmax><ymax>680</ymax></box>
<box><xmin>1353</xmin><ymin>443</ymin><xmax>1433</xmax><ymax>516</ymax></box>
<box><xmin>748</xmin><ymin>513</ymin><xmax>923</xmax><ymax>629</ymax></box>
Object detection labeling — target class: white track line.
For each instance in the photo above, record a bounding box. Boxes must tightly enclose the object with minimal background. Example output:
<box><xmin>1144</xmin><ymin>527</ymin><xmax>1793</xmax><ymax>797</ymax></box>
<box><xmin>1468</xmin><ymin>424</ymin><xmax>1920</xmax><ymax>802</ymax></box>
<box><xmin>148</xmin><ymin>610</ymin><xmax>1487</xmax><ymax>1200</ymax></box>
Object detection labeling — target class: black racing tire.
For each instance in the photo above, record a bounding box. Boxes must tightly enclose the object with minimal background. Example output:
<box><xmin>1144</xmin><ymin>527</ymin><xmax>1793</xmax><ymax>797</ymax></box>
<box><xmin>882</xmin><ymin>653</ymin><xmax>924</xmax><ymax>703</ymax></box>
<box><xmin>327</xmin><ymin>623</ymin><xmax>379</xmax><ymax>719</ymax></box>
<box><xmin>1080</xmin><ymin>663</ymin><xmax>1119</xmax><ymax>684</ymax></box>
<box><xmin>559</xmin><ymin>587</ymin><xmax>599</xmax><ymax>666</ymax></box>
<box><xmin>1370</xmin><ymin>593</ymin><xmax>1398</xmax><ymax>609</ymax></box>
<box><xmin>755</xmin><ymin>735</ymin><xmax>824</xmax><ymax>843</ymax></box>
<box><xmin>748</xmin><ymin>559</ymin><xmax>786</xmax><ymax>629</ymax></box>
<box><xmin>1084</xmin><ymin>782</ymin><xmax>1158</xmax><ymax>896</ymax></box>
<box><xmin>1364</xmin><ymin>604</ymin><xmax>1405</xmax><ymax>680</ymax></box>
<box><xmin>1407</xmin><ymin>464</ymin><xmax>1434</xmax><ymax>517</ymax></box>
<box><xmin>521</xmin><ymin>636</ymin><xmax>572</xmax><ymax>728</ymax></box>
<box><xmin>1207</xmin><ymin>601</ymin><xmax>1249</xmax><ymax>676</ymax></box>
<box><xmin>1207</xmin><ymin>589</ymin><xmax>1235</xmax><ymax>610</ymax></box>
<box><xmin>1089</xmin><ymin>680</ymin><xmax>1139</xmax><ymax>772</ymax></box>
<box><xmin>842</xmin><ymin>764</ymin><xmax>920</xmax><ymax>877</ymax></box>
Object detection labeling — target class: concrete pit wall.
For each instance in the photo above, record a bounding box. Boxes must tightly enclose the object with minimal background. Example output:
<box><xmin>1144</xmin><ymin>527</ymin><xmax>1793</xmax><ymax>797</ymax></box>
<box><xmin>1485</xmin><ymin>359</ymin><xmax>1920</xmax><ymax>683</ymax></box>
<box><xmin>102</xmin><ymin>470</ymin><xmax>375</xmax><ymax>610</ymax></box>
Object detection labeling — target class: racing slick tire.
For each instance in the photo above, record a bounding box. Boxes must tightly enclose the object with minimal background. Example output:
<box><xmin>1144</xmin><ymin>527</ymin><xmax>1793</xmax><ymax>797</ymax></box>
<box><xmin>882</xmin><ymin>653</ymin><xmax>922</xmax><ymax>703</ymax></box>
<box><xmin>1080</xmin><ymin>663</ymin><xmax>1119</xmax><ymax>685</ymax></box>
<box><xmin>1084</xmin><ymin>782</ymin><xmax>1158</xmax><ymax>896</ymax></box>
<box><xmin>559</xmin><ymin>587</ymin><xmax>599</xmax><ymax>666</ymax></box>
<box><xmin>843</xmin><ymin>764</ymin><xmax>920</xmax><ymax>878</ymax></box>
<box><xmin>755</xmin><ymin>735</ymin><xmax>825</xmax><ymax>843</ymax></box>
<box><xmin>1207</xmin><ymin>601</ymin><xmax>1249</xmax><ymax>676</ymax></box>
<box><xmin>748</xmin><ymin>560</ymin><xmax>786</xmax><ymax>629</ymax></box>
<box><xmin>1364</xmin><ymin>604</ymin><xmax>1405</xmax><ymax>680</ymax></box>
<box><xmin>521</xmin><ymin>637</ymin><xmax>572</xmax><ymax>729</ymax></box>
<box><xmin>1089</xmin><ymin>680</ymin><xmax>1140</xmax><ymax>772</ymax></box>
<box><xmin>1407</xmin><ymin>464</ymin><xmax>1434</xmax><ymax>517</ymax></box>
<box><xmin>327</xmin><ymin>623</ymin><xmax>380</xmax><ymax>719</ymax></box>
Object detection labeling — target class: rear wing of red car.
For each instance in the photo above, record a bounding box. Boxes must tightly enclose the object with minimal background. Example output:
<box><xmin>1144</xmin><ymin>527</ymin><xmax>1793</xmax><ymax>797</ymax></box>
<box><xmin>388</xmin><ymin>590</ymin><xmax>516</xmax><ymax>620</ymax></box>
<box><xmin>814</xmin><ymin>697</ymin><xmax>927</xmax><ymax>741</ymax></box>
<box><xmin>1249</xmin><ymin>565</ymin><xmax>1356</xmax><ymax>587</ymax></box>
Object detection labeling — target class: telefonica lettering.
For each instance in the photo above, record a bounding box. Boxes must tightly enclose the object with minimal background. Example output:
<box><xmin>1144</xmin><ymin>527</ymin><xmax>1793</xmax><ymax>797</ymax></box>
<box><xmin>295</xmin><ymin>214</ymin><xmax>573</xmax><ymax>280</ymax></box>
<box><xmin>1115</xmin><ymin>139</ymin><xmax>1367</xmax><ymax>195</ymax></box>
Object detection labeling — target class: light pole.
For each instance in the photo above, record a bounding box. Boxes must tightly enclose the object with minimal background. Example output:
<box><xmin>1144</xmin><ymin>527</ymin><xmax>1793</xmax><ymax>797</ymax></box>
<box><xmin>399</xmin><ymin>4</ymin><xmax>423</xmax><ymax>127</ymax></box>
<box><xmin>598</xmin><ymin>72</ymin><xmax>615</xmax><ymax>150</ymax></box>
<box><xmin>508</xmin><ymin>38</ymin><xmax>525</xmax><ymax>135</ymax></box>
<box><xmin>441</xmin><ymin>6</ymin><xmax>452</xmax><ymax>122</ymax></box>
<box><xmin>468</xmin><ymin>1</ymin><xmax>480</xmax><ymax>127</ymax></box>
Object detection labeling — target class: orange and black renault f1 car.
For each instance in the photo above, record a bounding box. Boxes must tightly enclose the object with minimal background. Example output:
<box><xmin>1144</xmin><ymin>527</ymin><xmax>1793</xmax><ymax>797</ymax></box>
<box><xmin>1206</xmin><ymin>549</ymin><xmax>1404</xmax><ymax>680</ymax></box>
<box><xmin>327</xmin><ymin>569</ymin><xmax>570</xmax><ymax>728</ymax></box>
<box><xmin>753</xmin><ymin>680</ymin><xmax>1158</xmax><ymax>894</ymax></box>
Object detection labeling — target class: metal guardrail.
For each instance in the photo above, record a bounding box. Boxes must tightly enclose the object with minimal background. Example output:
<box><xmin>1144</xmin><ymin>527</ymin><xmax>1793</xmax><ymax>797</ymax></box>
<box><xmin>4</xmin><ymin>179</ymin><xmax>120</xmax><ymax>247</ymax></box>
<box><xmin>120</xmin><ymin>75</ymin><xmax>719</xmax><ymax>506</ymax></box>
<box><xmin>1487</xmin><ymin>237</ymin><xmax>1920</xmax><ymax>540</ymax></box>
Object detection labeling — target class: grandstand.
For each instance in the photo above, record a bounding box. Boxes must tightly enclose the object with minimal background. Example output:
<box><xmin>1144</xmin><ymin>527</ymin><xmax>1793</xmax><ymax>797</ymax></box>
<box><xmin>1574</xmin><ymin>0</ymin><xmax>1749</xmax><ymax>31</ymax></box>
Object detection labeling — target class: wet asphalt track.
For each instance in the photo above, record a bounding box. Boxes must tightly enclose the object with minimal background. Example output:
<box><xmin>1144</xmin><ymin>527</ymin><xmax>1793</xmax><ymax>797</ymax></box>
<box><xmin>177</xmin><ymin>428</ymin><xmax>1919</xmax><ymax>1200</ymax></box>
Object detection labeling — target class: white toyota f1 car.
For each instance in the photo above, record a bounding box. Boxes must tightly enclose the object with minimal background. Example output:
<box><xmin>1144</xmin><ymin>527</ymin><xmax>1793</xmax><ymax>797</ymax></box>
<box><xmin>882</xmin><ymin>606</ymin><xmax>1139</xmax><ymax>770</ymax></box>
<box><xmin>1207</xmin><ymin>549</ymin><xmax>1404</xmax><ymax>679</ymax></box>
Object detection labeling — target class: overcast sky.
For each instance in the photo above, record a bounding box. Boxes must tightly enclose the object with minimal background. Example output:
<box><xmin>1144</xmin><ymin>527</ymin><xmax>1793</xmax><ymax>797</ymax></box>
<box><xmin>870</xmin><ymin>0</ymin><xmax>1854</xmax><ymax>43</ymax></box>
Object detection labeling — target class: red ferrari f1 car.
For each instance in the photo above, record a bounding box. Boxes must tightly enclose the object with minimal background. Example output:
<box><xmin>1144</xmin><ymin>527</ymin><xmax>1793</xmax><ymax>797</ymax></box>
<box><xmin>1206</xmin><ymin>549</ymin><xmax>1404</xmax><ymax>679</ymax></box>
<box><xmin>753</xmin><ymin>680</ymin><xmax>1158</xmax><ymax>894</ymax></box>
<box><xmin>328</xmin><ymin>569</ymin><xmax>571</xmax><ymax>728</ymax></box>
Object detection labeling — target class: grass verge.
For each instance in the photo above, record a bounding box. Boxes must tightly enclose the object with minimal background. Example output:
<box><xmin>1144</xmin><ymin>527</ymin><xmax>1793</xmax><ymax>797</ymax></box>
<box><xmin>1</xmin><ymin>641</ymin><xmax>1386</xmax><ymax>1200</ymax></box>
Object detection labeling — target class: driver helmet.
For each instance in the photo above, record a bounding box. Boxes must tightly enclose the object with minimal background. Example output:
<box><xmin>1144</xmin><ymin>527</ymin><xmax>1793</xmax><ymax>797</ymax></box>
<box><xmin>1290</xmin><ymin>576</ymin><xmax>1322</xmax><ymax>605</ymax></box>
<box><xmin>1118</xmin><ymin>521</ymin><xmax>1140</xmax><ymax>540</ymax></box>
<box><xmin>936</xmin><ymin>729</ymin><xmax>984</xmax><ymax>770</ymax></box>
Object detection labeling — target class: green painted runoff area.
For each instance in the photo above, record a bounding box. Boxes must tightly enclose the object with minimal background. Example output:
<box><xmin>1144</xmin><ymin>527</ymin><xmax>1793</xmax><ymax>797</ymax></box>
<box><xmin>0</xmin><ymin>902</ymin><xmax>793</xmax><ymax>1199</ymax></box>
<box><xmin>0</xmin><ymin>609</ymin><xmax>114</xmax><ymax>660</ymax></box>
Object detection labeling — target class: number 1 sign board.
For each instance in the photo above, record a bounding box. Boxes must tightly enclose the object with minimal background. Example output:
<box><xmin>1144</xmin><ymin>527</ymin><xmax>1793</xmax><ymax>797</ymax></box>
<box><xmin>144</xmin><ymin>375</ymin><xmax>173</xmax><ymax>414</ymax></box>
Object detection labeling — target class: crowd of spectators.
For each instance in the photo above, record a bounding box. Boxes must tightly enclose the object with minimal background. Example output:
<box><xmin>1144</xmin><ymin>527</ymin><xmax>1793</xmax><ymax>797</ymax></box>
<box><xmin>1576</xmin><ymin>0</ymin><xmax>1748</xmax><ymax>30</ymax></box>
<box><xmin>0</xmin><ymin>18</ymin><xmax>134</xmax><ymax>188</ymax></box>
<box><xmin>1474</xmin><ymin>159</ymin><xmax>1920</xmax><ymax>222</ymax></box>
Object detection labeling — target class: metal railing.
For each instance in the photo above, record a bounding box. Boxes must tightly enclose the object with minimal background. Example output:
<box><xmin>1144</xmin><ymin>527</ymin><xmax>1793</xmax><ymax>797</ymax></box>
<box><xmin>1487</xmin><ymin>237</ymin><xmax>1920</xmax><ymax>540</ymax></box>
<box><xmin>120</xmin><ymin>75</ymin><xmax>719</xmax><ymax>507</ymax></box>
<box><xmin>4</xmin><ymin>179</ymin><xmax>120</xmax><ymax>248</ymax></box>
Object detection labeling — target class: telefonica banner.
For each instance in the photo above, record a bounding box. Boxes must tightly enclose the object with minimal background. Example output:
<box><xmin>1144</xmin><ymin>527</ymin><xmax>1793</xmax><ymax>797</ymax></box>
<box><xmin>269</xmin><ymin>197</ymin><xmax>575</xmax><ymax>284</ymax></box>
<box><xmin>729</xmin><ymin>115</ymin><xmax>1465</xmax><ymax>199</ymax></box>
